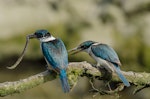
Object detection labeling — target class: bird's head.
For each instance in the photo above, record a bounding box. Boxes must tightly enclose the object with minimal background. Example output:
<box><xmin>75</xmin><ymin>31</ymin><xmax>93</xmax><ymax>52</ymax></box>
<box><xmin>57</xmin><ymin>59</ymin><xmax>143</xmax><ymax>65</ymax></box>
<box><xmin>28</xmin><ymin>29</ymin><xmax>55</xmax><ymax>42</ymax></box>
<box><xmin>69</xmin><ymin>40</ymin><xmax>96</xmax><ymax>54</ymax></box>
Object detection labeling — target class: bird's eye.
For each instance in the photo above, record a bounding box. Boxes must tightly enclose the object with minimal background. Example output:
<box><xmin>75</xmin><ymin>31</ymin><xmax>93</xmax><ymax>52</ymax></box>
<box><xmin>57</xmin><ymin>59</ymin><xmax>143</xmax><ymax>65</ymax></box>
<box><xmin>81</xmin><ymin>45</ymin><xmax>85</xmax><ymax>49</ymax></box>
<box><xmin>35</xmin><ymin>33</ymin><xmax>43</xmax><ymax>38</ymax></box>
<box><xmin>45</xmin><ymin>33</ymin><xmax>50</xmax><ymax>37</ymax></box>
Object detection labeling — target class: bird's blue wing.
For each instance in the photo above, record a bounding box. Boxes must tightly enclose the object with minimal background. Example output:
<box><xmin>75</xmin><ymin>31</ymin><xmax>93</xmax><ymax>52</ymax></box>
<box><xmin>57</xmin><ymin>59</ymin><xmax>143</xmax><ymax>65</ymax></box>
<box><xmin>91</xmin><ymin>44</ymin><xmax>121</xmax><ymax>65</ymax></box>
<box><xmin>41</xmin><ymin>38</ymin><xmax>68</xmax><ymax>71</ymax></box>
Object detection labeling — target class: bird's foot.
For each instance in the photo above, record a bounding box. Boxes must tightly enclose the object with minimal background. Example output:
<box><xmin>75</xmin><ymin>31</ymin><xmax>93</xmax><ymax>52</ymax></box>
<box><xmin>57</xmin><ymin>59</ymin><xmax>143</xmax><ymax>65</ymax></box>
<box><xmin>45</xmin><ymin>64</ymin><xmax>54</xmax><ymax>73</ymax></box>
<box><xmin>45</xmin><ymin>64</ymin><xmax>49</xmax><ymax>69</ymax></box>
<box><xmin>91</xmin><ymin>64</ymin><xmax>97</xmax><ymax>68</ymax></box>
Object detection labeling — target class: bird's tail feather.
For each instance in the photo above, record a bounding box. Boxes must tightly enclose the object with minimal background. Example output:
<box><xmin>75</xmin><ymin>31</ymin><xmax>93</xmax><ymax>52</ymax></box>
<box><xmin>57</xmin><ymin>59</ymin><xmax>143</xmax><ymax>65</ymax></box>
<box><xmin>114</xmin><ymin>64</ymin><xmax>130</xmax><ymax>87</ymax></box>
<box><xmin>59</xmin><ymin>69</ymin><xmax>70</xmax><ymax>93</ymax></box>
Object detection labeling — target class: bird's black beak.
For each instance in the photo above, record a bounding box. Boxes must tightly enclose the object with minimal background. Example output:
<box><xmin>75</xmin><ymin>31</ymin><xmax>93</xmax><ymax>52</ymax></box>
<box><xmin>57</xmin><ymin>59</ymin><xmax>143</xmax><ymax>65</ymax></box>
<box><xmin>27</xmin><ymin>34</ymin><xmax>37</xmax><ymax>39</ymax></box>
<box><xmin>68</xmin><ymin>46</ymin><xmax>83</xmax><ymax>55</ymax></box>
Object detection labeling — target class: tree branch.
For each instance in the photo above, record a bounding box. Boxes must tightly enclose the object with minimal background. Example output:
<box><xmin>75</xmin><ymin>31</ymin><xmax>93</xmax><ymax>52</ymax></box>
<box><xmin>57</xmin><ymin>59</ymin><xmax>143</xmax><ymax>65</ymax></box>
<box><xmin>0</xmin><ymin>61</ymin><xmax>150</xmax><ymax>97</ymax></box>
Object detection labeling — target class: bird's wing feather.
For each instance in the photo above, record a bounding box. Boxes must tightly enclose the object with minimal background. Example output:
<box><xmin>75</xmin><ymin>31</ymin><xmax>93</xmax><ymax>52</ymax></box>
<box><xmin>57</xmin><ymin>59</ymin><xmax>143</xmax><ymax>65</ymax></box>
<box><xmin>91</xmin><ymin>44</ymin><xmax>121</xmax><ymax>66</ymax></box>
<box><xmin>41</xmin><ymin>38</ymin><xmax>68</xmax><ymax>71</ymax></box>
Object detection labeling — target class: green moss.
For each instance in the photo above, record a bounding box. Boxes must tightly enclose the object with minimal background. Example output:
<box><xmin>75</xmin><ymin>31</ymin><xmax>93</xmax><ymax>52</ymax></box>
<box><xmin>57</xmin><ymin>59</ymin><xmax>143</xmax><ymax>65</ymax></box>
<box><xmin>67</xmin><ymin>68</ymin><xmax>83</xmax><ymax>88</ymax></box>
<box><xmin>0</xmin><ymin>86</ymin><xmax>19</xmax><ymax>97</ymax></box>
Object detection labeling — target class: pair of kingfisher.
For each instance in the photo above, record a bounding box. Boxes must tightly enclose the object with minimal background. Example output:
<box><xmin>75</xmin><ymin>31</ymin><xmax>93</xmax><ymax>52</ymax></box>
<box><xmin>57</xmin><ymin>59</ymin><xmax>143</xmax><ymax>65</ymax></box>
<box><xmin>19</xmin><ymin>29</ymin><xmax>130</xmax><ymax>93</ymax></box>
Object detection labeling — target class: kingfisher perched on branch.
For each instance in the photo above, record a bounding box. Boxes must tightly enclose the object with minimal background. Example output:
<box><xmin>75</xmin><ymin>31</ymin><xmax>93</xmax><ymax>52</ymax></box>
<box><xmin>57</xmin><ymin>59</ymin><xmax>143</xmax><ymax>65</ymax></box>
<box><xmin>69</xmin><ymin>40</ymin><xmax>130</xmax><ymax>87</ymax></box>
<box><xmin>29</xmin><ymin>30</ymin><xmax>70</xmax><ymax>93</ymax></box>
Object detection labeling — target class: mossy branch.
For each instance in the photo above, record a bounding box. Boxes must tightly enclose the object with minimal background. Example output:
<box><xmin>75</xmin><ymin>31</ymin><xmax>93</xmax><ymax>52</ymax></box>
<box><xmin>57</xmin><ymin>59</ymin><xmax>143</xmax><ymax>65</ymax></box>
<box><xmin>0</xmin><ymin>61</ymin><xmax>150</xmax><ymax>97</ymax></box>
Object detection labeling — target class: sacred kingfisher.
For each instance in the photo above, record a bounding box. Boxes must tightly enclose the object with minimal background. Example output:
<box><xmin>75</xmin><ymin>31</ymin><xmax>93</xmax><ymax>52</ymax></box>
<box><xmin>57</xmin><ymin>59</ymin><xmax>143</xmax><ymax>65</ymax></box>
<box><xmin>69</xmin><ymin>40</ymin><xmax>130</xmax><ymax>87</ymax></box>
<box><xmin>29</xmin><ymin>30</ymin><xmax>70</xmax><ymax>93</ymax></box>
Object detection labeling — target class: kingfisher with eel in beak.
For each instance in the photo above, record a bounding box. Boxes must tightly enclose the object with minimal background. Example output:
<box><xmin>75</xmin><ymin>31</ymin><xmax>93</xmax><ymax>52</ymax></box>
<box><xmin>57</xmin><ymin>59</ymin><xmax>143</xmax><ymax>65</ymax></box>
<box><xmin>8</xmin><ymin>30</ymin><xmax>70</xmax><ymax>93</ymax></box>
<box><xmin>33</xmin><ymin>30</ymin><xmax>70</xmax><ymax>93</ymax></box>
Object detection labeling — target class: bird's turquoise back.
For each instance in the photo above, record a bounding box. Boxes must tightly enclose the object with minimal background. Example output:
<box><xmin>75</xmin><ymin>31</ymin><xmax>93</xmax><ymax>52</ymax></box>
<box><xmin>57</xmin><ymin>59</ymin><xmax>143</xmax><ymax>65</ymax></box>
<box><xmin>41</xmin><ymin>38</ymin><xmax>68</xmax><ymax>71</ymax></box>
<box><xmin>91</xmin><ymin>44</ymin><xmax>121</xmax><ymax>66</ymax></box>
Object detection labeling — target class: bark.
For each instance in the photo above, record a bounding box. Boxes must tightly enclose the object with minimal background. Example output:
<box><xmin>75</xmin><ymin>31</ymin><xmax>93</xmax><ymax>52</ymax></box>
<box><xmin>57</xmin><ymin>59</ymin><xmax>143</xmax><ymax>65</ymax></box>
<box><xmin>0</xmin><ymin>61</ymin><xmax>150</xmax><ymax>97</ymax></box>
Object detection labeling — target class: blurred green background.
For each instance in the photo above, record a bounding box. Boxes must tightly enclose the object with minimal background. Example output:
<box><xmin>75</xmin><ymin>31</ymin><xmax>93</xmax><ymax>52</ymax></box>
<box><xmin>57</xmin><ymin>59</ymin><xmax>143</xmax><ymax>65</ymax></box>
<box><xmin>0</xmin><ymin>0</ymin><xmax>150</xmax><ymax>99</ymax></box>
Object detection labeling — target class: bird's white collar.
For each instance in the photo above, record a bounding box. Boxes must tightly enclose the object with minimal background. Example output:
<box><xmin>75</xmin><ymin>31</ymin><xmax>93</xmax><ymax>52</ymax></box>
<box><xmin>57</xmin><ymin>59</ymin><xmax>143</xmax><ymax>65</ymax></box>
<box><xmin>93</xmin><ymin>42</ymin><xmax>99</xmax><ymax>45</ymax></box>
<box><xmin>39</xmin><ymin>36</ymin><xmax>56</xmax><ymax>42</ymax></box>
